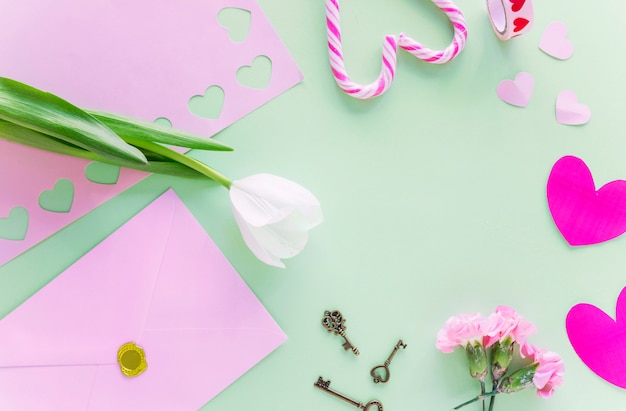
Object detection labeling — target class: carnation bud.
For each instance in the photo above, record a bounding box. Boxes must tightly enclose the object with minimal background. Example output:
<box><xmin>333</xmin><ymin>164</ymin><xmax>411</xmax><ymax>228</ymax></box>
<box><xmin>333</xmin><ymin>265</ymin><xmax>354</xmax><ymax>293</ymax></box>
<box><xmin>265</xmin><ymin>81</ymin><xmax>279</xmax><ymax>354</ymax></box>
<box><xmin>465</xmin><ymin>341</ymin><xmax>488</xmax><ymax>381</ymax></box>
<box><xmin>497</xmin><ymin>363</ymin><xmax>539</xmax><ymax>394</ymax></box>
<box><xmin>491</xmin><ymin>336</ymin><xmax>515</xmax><ymax>381</ymax></box>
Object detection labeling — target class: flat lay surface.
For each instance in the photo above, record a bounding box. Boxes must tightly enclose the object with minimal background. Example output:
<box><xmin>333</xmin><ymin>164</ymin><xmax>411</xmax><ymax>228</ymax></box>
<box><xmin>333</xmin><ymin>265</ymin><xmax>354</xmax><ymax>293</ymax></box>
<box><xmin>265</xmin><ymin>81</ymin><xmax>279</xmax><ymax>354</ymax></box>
<box><xmin>1</xmin><ymin>0</ymin><xmax>626</xmax><ymax>409</ymax></box>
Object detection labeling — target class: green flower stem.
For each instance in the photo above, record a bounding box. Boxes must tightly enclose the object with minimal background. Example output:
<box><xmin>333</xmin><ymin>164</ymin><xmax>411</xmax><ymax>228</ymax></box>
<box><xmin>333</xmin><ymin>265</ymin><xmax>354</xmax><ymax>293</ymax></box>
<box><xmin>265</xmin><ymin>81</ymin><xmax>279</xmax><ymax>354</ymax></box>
<box><xmin>488</xmin><ymin>381</ymin><xmax>497</xmax><ymax>411</ymax></box>
<box><xmin>480</xmin><ymin>380</ymin><xmax>486</xmax><ymax>411</ymax></box>
<box><xmin>124</xmin><ymin>137</ymin><xmax>232</xmax><ymax>189</ymax></box>
<box><xmin>452</xmin><ymin>391</ymin><xmax>498</xmax><ymax>410</ymax></box>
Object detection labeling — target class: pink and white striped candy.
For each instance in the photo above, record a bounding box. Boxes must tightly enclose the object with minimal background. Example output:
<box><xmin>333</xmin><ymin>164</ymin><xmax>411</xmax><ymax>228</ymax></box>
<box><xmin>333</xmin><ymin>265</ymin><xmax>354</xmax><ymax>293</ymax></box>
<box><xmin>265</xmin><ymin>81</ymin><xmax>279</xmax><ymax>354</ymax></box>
<box><xmin>325</xmin><ymin>0</ymin><xmax>467</xmax><ymax>99</ymax></box>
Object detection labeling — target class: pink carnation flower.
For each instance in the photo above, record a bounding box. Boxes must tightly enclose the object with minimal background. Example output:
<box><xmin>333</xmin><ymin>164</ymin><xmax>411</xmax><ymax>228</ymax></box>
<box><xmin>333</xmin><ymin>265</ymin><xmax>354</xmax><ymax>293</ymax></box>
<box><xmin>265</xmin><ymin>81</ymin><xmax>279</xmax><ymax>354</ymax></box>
<box><xmin>436</xmin><ymin>312</ymin><xmax>490</xmax><ymax>353</ymax></box>
<box><xmin>520</xmin><ymin>344</ymin><xmax>565</xmax><ymax>398</ymax></box>
<box><xmin>484</xmin><ymin>305</ymin><xmax>537</xmax><ymax>349</ymax></box>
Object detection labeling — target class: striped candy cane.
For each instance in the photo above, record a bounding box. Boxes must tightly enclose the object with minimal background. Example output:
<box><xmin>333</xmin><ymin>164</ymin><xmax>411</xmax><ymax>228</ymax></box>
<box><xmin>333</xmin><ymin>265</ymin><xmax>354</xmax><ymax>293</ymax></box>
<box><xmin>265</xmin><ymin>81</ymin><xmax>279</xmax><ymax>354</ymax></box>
<box><xmin>325</xmin><ymin>0</ymin><xmax>467</xmax><ymax>99</ymax></box>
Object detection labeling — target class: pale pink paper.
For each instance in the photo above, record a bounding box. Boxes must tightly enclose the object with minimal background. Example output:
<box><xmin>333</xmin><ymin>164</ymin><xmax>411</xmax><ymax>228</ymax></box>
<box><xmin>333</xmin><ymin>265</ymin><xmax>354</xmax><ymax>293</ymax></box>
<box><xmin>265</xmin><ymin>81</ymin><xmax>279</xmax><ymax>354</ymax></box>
<box><xmin>546</xmin><ymin>155</ymin><xmax>626</xmax><ymax>246</ymax></box>
<box><xmin>567</xmin><ymin>287</ymin><xmax>626</xmax><ymax>389</ymax></box>
<box><xmin>0</xmin><ymin>0</ymin><xmax>302</xmax><ymax>266</ymax></box>
<box><xmin>0</xmin><ymin>189</ymin><xmax>287</xmax><ymax>410</ymax></box>
<box><xmin>496</xmin><ymin>72</ymin><xmax>534</xmax><ymax>107</ymax></box>
<box><xmin>539</xmin><ymin>21</ymin><xmax>574</xmax><ymax>60</ymax></box>
<box><xmin>556</xmin><ymin>90</ymin><xmax>591</xmax><ymax>125</ymax></box>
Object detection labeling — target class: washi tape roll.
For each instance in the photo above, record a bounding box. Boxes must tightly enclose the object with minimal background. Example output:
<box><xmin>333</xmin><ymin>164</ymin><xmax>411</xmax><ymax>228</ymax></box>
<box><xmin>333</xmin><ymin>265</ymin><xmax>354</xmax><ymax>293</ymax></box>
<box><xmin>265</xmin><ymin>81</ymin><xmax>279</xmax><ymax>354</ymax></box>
<box><xmin>486</xmin><ymin>0</ymin><xmax>533</xmax><ymax>40</ymax></box>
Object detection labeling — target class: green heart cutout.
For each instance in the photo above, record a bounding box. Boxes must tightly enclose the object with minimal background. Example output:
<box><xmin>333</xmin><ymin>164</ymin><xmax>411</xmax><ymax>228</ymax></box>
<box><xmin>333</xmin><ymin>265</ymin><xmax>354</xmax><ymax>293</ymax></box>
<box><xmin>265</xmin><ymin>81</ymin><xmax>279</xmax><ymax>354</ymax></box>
<box><xmin>39</xmin><ymin>179</ymin><xmax>74</xmax><ymax>213</ymax></box>
<box><xmin>0</xmin><ymin>206</ymin><xmax>28</xmax><ymax>241</ymax></box>
<box><xmin>153</xmin><ymin>117</ymin><xmax>172</xmax><ymax>127</ymax></box>
<box><xmin>188</xmin><ymin>86</ymin><xmax>225</xmax><ymax>119</ymax></box>
<box><xmin>218</xmin><ymin>7</ymin><xmax>252</xmax><ymax>42</ymax></box>
<box><xmin>85</xmin><ymin>162</ymin><xmax>120</xmax><ymax>185</ymax></box>
<box><xmin>237</xmin><ymin>55</ymin><xmax>272</xmax><ymax>89</ymax></box>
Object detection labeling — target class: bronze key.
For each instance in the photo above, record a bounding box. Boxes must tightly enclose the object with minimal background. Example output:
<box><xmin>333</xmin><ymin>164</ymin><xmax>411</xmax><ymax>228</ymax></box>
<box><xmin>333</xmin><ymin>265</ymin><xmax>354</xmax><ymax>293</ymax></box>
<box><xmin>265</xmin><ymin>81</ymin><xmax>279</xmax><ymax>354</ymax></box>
<box><xmin>370</xmin><ymin>339</ymin><xmax>407</xmax><ymax>383</ymax></box>
<box><xmin>321</xmin><ymin>309</ymin><xmax>359</xmax><ymax>355</ymax></box>
<box><xmin>314</xmin><ymin>377</ymin><xmax>383</xmax><ymax>411</ymax></box>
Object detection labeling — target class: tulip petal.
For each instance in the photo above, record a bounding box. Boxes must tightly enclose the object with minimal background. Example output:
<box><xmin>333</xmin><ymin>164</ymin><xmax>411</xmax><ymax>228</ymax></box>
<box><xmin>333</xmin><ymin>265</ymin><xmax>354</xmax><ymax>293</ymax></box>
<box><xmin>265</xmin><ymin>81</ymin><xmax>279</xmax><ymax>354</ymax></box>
<box><xmin>230</xmin><ymin>174</ymin><xmax>322</xmax><ymax>227</ymax></box>
<box><xmin>231</xmin><ymin>206</ymin><xmax>286</xmax><ymax>268</ymax></box>
<box><xmin>248</xmin><ymin>217</ymin><xmax>309</xmax><ymax>260</ymax></box>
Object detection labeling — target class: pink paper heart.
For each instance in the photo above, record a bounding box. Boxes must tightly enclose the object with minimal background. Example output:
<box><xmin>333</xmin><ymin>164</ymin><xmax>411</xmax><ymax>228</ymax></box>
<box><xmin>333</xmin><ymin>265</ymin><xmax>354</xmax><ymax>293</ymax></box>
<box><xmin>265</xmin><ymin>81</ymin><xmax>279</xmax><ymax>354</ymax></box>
<box><xmin>556</xmin><ymin>90</ymin><xmax>591</xmax><ymax>125</ymax></box>
<box><xmin>539</xmin><ymin>21</ymin><xmax>574</xmax><ymax>60</ymax></box>
<box><xmin>547</xmin><ymin>155</ymin><xmax>626</xmax><ymax>246</ymax></box>
<box><xmin>567</xmin><ymin>287</ymin><xmax>626</xmax><ymax>389</ymax></box>
<box><xmin>496</xmin><ymin>72</ymin><xmax>533</xmax><ymax>107</ymax></box>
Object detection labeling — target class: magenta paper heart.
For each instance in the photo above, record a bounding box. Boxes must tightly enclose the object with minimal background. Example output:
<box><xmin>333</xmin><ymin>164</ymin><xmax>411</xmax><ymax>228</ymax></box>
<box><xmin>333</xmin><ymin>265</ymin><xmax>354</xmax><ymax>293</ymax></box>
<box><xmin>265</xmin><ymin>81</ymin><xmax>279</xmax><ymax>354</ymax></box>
<box><xmin>567</xmin><ymin>287</ymin><xmax>626</xmax><ymax>389</ymax></box>
<box><xmin>539</xmin><ymin>21</ymin><xmax>574</xmax><ymax>60</ymax></box>
<box><xmin>556</xmin><ymin>90</ymin><xmax>591</xmax><ymax>125</ymax></box>
<box><xmin>547</xmin><ymin>155</ymin><xmax>626</xmax><ymax>246</ymax></box>
<box><xmin>496</xmin><ymin>72</ymin><xmax>534</xmax><ymax>107</ymax></box>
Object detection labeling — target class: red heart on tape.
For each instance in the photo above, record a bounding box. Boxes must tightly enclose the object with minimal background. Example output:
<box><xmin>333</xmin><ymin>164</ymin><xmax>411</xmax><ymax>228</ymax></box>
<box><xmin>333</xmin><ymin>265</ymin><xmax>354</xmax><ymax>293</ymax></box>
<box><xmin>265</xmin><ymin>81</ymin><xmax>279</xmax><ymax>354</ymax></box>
<box><xmin>513</xmin><ymin>18</ymin><xmax>529</xmax><ymax>33</ymax></box>
<box><xmin>510</xmin><ymin>0</ymin><xmax>526</xmax><ymax>12</ymax></box>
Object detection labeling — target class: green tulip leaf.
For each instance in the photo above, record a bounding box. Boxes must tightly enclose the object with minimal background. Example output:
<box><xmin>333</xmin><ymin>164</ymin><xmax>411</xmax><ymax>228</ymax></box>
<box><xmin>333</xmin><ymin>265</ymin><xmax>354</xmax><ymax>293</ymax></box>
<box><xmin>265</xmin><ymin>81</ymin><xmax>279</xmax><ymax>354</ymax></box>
<box><xmin>0</xmin><ymin>77</ymin><xmax>147</xmax><ymax>165</ymax></box>
<box><xmin>88</xmin><ymin>110</ymin><xmax>233</xmax><ymax>152</ymax></box>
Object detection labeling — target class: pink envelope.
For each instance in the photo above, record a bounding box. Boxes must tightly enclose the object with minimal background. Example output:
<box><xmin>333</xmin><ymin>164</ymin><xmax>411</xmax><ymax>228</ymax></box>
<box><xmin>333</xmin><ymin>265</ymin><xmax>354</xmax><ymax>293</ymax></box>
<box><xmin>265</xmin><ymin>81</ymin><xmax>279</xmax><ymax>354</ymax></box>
<box><xmin>0</xmin><ymin>189</ymin><xmax>286</xmax><ymax>410</ymax></box>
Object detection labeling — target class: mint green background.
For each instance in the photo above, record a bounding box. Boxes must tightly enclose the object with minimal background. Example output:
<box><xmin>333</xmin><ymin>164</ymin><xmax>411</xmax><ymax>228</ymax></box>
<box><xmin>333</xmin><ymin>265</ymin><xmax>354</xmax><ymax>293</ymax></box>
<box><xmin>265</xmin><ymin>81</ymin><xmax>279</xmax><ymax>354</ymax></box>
<box><xmin>1</xmin><ymin>0</ymin><xmax>625</xmax><ymax>409</ymax></box>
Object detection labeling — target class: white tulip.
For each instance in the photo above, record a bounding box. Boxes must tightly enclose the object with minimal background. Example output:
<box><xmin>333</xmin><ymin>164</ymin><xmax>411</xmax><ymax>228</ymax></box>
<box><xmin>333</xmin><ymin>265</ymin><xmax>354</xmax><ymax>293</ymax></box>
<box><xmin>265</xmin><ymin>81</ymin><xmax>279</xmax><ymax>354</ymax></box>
<box><xmin>229</xmin><ymin>174</ymin><xmax>323</xmax><ymax>268</ymax></box>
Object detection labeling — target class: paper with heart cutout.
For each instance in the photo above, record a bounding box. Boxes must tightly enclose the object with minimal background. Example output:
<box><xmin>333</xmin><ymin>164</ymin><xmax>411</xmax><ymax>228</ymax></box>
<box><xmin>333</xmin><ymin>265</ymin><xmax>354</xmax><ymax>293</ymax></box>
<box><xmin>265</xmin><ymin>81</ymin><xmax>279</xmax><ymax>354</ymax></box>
<box><xmin>546</xmin><ymin>155</ymin><xmax>626</xmax><ymax>246</ymax></box>
<box><xmin>556</xmin><ymin>90</ymin><xmax>591</xmax><ymax>125</ymax></box>
<box><xmin>496</xmin><ymin>72</ymin><xmax>534</xmax><ymax>107</ymax></box>
<box><xmin>0</xmin><ymin>0</ymin><xmax>302</xmax><ymax>266</ymax></box>
<box><xmin>539</xmin><ymin>21</ymin><xmax>574</xmax><ymax>60</ymax></box>
<box><xmin>567</xmin><ymin>287</ymin><xmax>626</xmax><ymax>389</ymax></box>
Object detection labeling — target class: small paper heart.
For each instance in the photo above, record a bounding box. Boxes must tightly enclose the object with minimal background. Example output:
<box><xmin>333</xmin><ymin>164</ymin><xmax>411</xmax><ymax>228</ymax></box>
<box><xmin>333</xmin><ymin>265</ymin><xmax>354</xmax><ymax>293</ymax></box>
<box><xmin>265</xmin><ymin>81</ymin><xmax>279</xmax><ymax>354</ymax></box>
<box><xmin>237</xmin><ymin>55</ymin><xmax>272</xmax><ymax>89</ymax></box>
<box><xmin>38</xmin><ymin>179</ymin><xmax>74</xmax><ymax>213</ymax></box>
<box><xmin>496</xmin><ymin>72</ymin><xmax>533</xmax><ymax>107</ymax></box>
<box><xmin>85</xmin><ymin>162</ymin><xmax>120</xmax><ymax>185</ymax></box>
<box><xmin>567</xmin><ymin>287</ymin><xmax>626</xmax><ymax>389</ymax></box>
<box><xmin>217</xmin><ymin>7</ymin><xmax>252</xmax><ymax>42</ymax></box>
<box><xmin>0</xmin><ymin>207</ymin><xmax>28</xmax><ymax>241</ymax></box>
<box><xmin>539</xmin><ymin>21</ymin><xmax>573</xmax><ymax>60</ymax></box>
<box><xmin>510</xmin><ymin>0</ymin><xmax>526</xmax><ymax>13</ymax></box>
<box><xmin>556</xmin><ymin>90</ymin><xmax>591</xmax><ymax>125</ymax></box>
<box><xmin>188</xmin><ymin>86</ymin><xmax>225</xmax><ymax>119</ymax></box>
<box><xmin>513</xmin><ymin>18</ymin><xmax>529</xmax><ymax>33</ymax></box>
<box><xmin>547</xmin><ymin>156</ymin><xmax>626</xmax><ymax>245</ymax></box>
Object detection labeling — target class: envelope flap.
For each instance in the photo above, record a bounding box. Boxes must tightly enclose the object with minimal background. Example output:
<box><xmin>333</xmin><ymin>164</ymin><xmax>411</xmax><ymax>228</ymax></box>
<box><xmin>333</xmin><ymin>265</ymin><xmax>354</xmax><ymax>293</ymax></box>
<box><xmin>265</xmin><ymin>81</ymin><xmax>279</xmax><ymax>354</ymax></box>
<box><xmin>143</xmin><ymin>193</ymin><xmax>284</xmax><ymax>331</ymax></box>
<box><xmin>0</xmin><ymin>190</ymin><xmax>177</xmax><ymax>367</ymax></box>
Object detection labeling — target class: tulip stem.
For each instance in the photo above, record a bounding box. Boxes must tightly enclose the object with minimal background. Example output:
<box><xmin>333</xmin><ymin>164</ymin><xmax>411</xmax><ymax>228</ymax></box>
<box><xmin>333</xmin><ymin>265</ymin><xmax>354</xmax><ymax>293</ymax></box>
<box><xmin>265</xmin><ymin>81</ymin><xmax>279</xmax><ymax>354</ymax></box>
<box><xmin>124</xmin><ymin>137</ymin><xmax>232</xmax><ymax>189</ymax></box>
<box><xmin>452</xmin><ymin>391</ymin><xmax>498</xmax><ymax>410</ymax></box>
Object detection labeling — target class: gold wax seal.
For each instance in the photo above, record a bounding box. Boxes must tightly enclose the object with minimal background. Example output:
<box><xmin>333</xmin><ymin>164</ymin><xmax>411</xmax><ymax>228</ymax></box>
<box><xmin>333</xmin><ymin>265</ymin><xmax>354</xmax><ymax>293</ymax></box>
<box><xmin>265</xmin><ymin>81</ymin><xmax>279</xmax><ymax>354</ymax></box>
<box><xmin>117</xmin><ymin>342</ymin><xmax>148</xmax><ymax>377</ymax></box>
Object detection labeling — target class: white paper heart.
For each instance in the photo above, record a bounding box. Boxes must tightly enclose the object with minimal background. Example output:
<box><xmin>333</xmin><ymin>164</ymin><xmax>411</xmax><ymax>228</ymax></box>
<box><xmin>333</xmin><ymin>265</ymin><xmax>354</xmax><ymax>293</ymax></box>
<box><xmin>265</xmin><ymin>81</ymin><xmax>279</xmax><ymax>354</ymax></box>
<box><xmin>496</xmin><ymin>72</ymin><xmax>534</xmax><ymax>107</ymax></box>
<box><xmin>539</xmin><ymin>21</ymin><xmax>574</xmax><ymax>60</ymax></box>
<box><xmin>556</xmin><ymin>90</ymin><xmax>591</xmax><ymax>125</ymax></box>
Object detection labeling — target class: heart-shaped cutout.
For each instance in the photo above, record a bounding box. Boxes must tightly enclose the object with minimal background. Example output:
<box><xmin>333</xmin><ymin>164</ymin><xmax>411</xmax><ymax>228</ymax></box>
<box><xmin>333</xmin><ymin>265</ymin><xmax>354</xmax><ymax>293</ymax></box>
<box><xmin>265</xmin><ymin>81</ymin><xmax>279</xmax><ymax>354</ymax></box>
<box><xmin>188</xmin><ymin>86</ymin><xmax>225</xmax><ymax>119</ymax></box>
<box><xmin>85</xmin><ymin>162</ymin><xmax>121</xmax><ymax>185</ymax></box>
<box><xmin>237</xmin><ymin>55</ymin><xmax>272</xmax><ymax>89</ymax></box>
<box><xmin>510</xmin><ymin>0</ymin><xmax>526</xmax><ymax>12</ymax></box>
<box><xmin>556</xmin><ymin>90</ymin><xmax>591</xmax><ymax>125</ymax></box>
<box><xmin>218</xmin><ymin>7</ymin><xmax>252</xmax><ymax>42</ymax></box>
<box><xmin>567</xmin><ymin>287</ymin><xmax>626</xmax><ymax>389</ymax></box>
<box><xmin>39</xmin><ymin>179</ymin><xmax>74</xmax><ymax>213</ymax></box>
<box><xmin>153</xmin><ymin>117</ymin><xmax>172</xmax><ymax>128</ymax></box>
<box><xmin>496</xmin><ymin>72</ymin><xmax>533</xmax><ymax>107</ymax></box>
<box><xmin>539</xmin><ymin>21</ymin><xmax>573</xmax><ymax>60</ymax></box>
<box><xmin>370</xmin><ymin>365</ymin><xmax>390</xmax><ymax>383</ymax></box>
<box><xmin>0</xmin><ymin>206</ymin><xmax>28</xmax><ymax>241</ymax></box>
<box><xmin>513</xmin><ymin>18</ymin><xmax>529</xmax><ymax>33</ymax></box>
<box><xmin>547</xmin><ymin>155</ymin><xmax>626</xmax><ymax>246</ymax></box>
